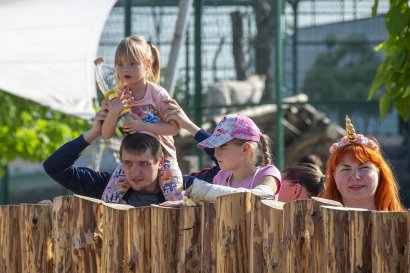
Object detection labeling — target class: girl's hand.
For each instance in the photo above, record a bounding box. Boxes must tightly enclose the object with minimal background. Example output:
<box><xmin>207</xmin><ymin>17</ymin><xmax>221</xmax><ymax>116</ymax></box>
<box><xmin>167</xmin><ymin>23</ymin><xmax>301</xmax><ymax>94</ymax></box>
<box><xmin>121</xmin><ymin>115</ymin><xmax>145</xmax><ymax>134</ymax></box>
<box><xmin>122</xmin><ymin>90</ymin><xmax>135</xmax><ymax>108</ymax></box>
<box><xmin>102</xmin><ymin>99</ymin><xmax>110</xmax><ymax>111</ymax></box>
<box><xmin>107</xmin><ymin>98</ymin><xmax>125</xmax><ymax>116</ymax></box>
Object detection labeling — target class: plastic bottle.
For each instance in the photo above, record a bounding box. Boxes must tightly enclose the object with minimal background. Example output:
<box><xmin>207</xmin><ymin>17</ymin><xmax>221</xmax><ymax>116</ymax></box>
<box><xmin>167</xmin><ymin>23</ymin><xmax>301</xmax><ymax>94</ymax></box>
<box><xmin>94</xmin><ymin>57</ymin><xmax>134</xmax><ymax>135</ymax></box>
<box><xmin>94</xmin><ymin>57</ymin><xmax>118</xmax><ymax>100</ymax></box>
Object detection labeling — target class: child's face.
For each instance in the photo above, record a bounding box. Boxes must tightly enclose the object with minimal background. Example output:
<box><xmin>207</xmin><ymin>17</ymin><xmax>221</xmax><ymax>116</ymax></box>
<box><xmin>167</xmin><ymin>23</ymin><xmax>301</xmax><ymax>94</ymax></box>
<box><xmin>116</xmin><ymin>56</ymin><xmax>148</xmax><ymax>88</ymax></box>
<box><xmin>214</xmin><ymin>141</ymin><xmax>246</xmax><ymax>171</ymax></box>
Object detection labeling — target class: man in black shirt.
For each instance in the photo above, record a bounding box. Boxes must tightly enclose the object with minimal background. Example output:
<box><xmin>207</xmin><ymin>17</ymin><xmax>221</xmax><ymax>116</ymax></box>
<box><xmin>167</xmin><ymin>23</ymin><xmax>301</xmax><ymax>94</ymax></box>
<box><xmin>43</xmin><ymin>103</ymin><xmax>219</xmax><ymax>207</ymax></box>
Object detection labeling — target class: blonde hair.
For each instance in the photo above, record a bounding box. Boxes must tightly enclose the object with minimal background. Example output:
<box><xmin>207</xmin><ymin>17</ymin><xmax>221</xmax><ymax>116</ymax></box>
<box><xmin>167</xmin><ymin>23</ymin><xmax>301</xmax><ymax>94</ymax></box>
<box><xmin>321</xmin><ymin>142</ymin><xmax>404</xmax><ymax>211</ymax></box>
<box><xmin>114</xmin><ymin>35</ymin><xmax>161</xmax><ymax>90</ymax></box>
<box><xmin>231</xmin><ymin>134</ymin><xmax>272</xmax><ymax>166</ymax></box>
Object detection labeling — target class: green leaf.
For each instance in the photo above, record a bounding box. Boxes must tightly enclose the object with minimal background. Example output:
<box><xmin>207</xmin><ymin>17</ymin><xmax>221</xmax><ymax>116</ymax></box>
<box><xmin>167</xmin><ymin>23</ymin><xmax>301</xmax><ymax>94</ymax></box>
<box><xmin>379</xmin><ymin>92</ymin><xmax>392</xmax><ymax>118</ymax></box>
<box><xmin>369</xmin><ymin>64</ymin><xmax>386</xmax><ymax>99</ymax></box>
<box><xmin>385</xmin><ymin>4</ymin><xmax>408</xmax><ymax>36</ymax></box>
<box><xmin>403</xmin><ymin>85</ymin><xmax>410</xmax><ymax>98</ymax></box>
<box><xmin>374</xmin><ymin>42</ymin><xmax>384</xmax><ymax>52</ymax></box>
<box><xmin>393</xmin><ymin>96</ymin><xmax>410</xmax><ymax>121</ymax></box>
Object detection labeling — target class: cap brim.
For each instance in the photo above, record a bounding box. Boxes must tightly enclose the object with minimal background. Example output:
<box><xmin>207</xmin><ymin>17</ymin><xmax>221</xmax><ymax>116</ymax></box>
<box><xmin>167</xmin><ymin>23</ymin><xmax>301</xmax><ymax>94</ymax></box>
<box><xmin>197</xmin><ymin>134</ymin><xmax>233</xmax><ymax>149</ymax></box>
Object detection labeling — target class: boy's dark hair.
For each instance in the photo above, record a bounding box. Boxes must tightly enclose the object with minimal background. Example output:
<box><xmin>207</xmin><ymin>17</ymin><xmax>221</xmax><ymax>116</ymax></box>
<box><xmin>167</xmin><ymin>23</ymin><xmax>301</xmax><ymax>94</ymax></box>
<box><xmin>282</xmin><ymin>163</ymin><xmax>325</xmax><ymax>197</ymax></box>
<box><xmin>120</xmin><ymin>133</ymin><xmax>163</xmax><ymax>162</ymax></box>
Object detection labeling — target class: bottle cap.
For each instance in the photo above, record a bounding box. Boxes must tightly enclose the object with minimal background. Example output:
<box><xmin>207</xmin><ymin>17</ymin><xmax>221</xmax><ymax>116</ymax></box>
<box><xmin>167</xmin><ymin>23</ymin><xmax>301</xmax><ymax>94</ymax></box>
<box><xmin>94</xmin><ymin>57</ymin><xmax>104</xmax><ymax>65</ymax></box>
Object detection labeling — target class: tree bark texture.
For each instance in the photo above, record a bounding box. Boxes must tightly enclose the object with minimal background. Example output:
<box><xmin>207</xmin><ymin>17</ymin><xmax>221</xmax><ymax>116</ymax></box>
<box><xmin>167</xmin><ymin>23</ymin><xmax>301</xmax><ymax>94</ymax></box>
<box><xmin>321</xmin><ymin>206</ymin><xmax>372</xmax><ymax>273</ymax></box>
<box><xmin>151</xmin><ymin>206</ymin><xmax>180</xmax><ymax>273</ymax></box>
<box><xmin>201</xmin><ymin>202</ymin><xmax>217</xmax><ymax>273</ymax></box>
<box><xmin>177</xmin><ymin>206</ymin><xmax>202</xmax><ymax>273</ymax></box>
<box><xmin>260</xmin><ymin>200</ymin><xmax>284</xmax><ymax>273</ymax></box>
<box><xmin>371</xmin><ymin>211</ymin><xmax>409</xmax><ymax>273</ymax></box>
<box><xmin>282</xmin><ymin>199</ymin><xmax>314</xmax><ymax>273</ymax></box>
<box><xmin>216</xmin><ymin>192</ymin><xmax>251</xmax><ymax>273</ymax></box>
<box><xmin>20</xmin><ymin>204</ymin><xmax>53</xmax><ymax>273</ymax></box>
<box><xmin>0</xmin><ymin>205</ymin><xmax>21</xmax><ymax>273</ymax></box>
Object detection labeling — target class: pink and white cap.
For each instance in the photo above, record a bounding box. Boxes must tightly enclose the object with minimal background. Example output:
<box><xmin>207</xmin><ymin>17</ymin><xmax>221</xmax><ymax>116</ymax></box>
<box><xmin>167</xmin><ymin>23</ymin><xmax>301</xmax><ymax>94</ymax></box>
<box><xmin>197</xmin><ymin>114</ymin><xmax>262</xmax><ymax>149</ymax></box>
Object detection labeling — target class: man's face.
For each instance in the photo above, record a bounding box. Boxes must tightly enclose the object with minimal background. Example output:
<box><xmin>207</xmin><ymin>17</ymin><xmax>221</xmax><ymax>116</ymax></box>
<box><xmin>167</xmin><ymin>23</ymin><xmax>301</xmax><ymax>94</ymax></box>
<box><xmin>121</xmin><ymin>149</ymin><xmax>161</xmax><ymax>192</ymax></box>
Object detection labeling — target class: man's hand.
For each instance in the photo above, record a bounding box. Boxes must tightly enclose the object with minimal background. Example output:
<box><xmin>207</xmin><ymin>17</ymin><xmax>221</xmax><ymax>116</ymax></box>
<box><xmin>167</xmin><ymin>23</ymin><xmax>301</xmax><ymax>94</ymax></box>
<box><xmin>84</xmin><ymin>106</ymin><xmax>109</xmax><ymax>143</ymax></box>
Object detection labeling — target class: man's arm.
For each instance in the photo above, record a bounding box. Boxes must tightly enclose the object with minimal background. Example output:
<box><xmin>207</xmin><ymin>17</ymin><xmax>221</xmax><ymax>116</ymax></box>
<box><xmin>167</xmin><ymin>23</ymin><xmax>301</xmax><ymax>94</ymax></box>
<box><xmin>43</xmin><ymin>107</ymin><xmax>111</xmax><ymax>199</ymax></box>
<box><xmin>43</xmin><ymin>135</ymin><xmax>111</xmax><ymax>198</ymax></box>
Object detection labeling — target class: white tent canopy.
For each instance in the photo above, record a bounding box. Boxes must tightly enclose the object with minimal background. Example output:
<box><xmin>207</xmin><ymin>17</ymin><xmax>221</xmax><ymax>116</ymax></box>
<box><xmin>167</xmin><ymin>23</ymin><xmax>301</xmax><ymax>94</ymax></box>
<box><xmin>0</xmin><ymin>0</ymin><xmax>117</xmax><ymax>119</ymax></box>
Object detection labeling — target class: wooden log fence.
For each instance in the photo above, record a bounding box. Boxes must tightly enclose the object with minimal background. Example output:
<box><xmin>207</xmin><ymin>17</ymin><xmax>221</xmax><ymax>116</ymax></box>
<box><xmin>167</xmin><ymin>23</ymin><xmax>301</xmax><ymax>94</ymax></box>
<box><xmin>0</xmin><ymin>192</ymin><xmax>409</xmax><ymax>273</ymax></box>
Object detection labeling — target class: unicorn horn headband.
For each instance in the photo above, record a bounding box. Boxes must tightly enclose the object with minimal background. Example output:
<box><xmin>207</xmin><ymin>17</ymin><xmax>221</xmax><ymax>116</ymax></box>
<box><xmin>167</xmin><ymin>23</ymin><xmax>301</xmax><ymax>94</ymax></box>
<box><xmin>329</xmin><ymin>115</ymin><xmax>378</xmax><ymax>153</ymax></box>
<box><xmin>345</xmin><ymin>115</ymin><xmax>357</xmax><ymax>142</ymax></box>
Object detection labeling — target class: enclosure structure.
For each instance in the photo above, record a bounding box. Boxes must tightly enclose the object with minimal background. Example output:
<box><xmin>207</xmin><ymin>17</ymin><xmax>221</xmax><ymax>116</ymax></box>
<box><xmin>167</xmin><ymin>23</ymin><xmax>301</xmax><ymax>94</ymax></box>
<box><xmin>1</xmin><ymin>193</ymin><xmax>409</xmax><ymax>273</ymax></box>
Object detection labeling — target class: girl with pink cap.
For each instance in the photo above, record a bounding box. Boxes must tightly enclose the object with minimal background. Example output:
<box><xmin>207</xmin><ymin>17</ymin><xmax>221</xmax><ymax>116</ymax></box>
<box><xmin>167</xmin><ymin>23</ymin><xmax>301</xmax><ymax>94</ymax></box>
<box><xmin>186</xmin><ymin>114</ymin><xmax>281</xmax><ymax>202</ymax></box>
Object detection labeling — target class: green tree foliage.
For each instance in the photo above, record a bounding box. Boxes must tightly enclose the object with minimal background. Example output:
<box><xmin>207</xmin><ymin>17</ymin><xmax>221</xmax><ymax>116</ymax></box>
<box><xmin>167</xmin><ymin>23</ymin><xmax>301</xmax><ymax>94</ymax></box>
<box><xmin>370</xmin><ymin>0</ymin><xmax>410</xmax><ymax>121</ymax></box>
<box><xmin>302</xmin><ymin>33</ymin><xmax>381</xmax><ymax>110</ymax></box>
<box><xmin>0</xmin><ymin>90</ymin><xmax>89</xmax><ymax>174</ymax></box>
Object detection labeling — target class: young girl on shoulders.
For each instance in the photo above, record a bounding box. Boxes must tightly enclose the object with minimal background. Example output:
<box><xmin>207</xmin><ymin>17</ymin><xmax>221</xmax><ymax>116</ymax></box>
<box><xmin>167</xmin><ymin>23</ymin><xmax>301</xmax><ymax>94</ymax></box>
<box><xmin>101</xmin><ymin>35</ymin><xmax>182</xmax><ymax>203</ymax></box>
<box><xmin>187</xmin><ymin>114</ymin><xmax>281</xmax><ymax>202</ymax></box>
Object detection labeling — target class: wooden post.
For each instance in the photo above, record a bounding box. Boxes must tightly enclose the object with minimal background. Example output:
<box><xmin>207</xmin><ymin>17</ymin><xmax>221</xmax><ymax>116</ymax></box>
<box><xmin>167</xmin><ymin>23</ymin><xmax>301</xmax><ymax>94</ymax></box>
<box><xmin>260</xmin><ymin>200</ymin><xmax>284</xmax><ymax>273</ymax></box>
<box><xmin>321</xmin><ymin>206</ymin><xmax>372</xmax><ymax>273</ymax></box>
<box><xmin>52</xmin><ymin>196</ymin><xmax>73</xmax><ymax>273</ymax></box>
<box><xmin>310</xmin><ymin>197</ymin><xmax>342</xmax><ymax>273</ymax></box>
<box><xmin>177</xmin><ymin>206</ymin><xmax>202</xmax><ymax>273</ymax></box>
<box><xmin>53</xmin><ymin>195</ymin><xmax>104</xmax><ymax>273</ymax></box>
<box><xmin>216</xmin><ymin>192</ymin><xmax>251</xmax><ymax>273</ymax></box>
<box><xmin>371</xmin><ymin>211</ymin><xmax>409</xmax><ymax>273</ymax></box>
<box><xmin>249</xmin><ymin>194</ymin><xmax>275</xmax><ymax>273</ymax></box>
<box><xmin>126</xmin><ymin>206</ymin><xmax>151</xmax><ymax>273</ymax></box>
<box><xmin>20</xmin><ymin>204</ymin><xmax>53</xmax><ymax>273</ymax></box>
<box><xmin>100</xmin><ymin>203</ymin><xmax>134</xmax><ymax>273</ymax></box>
<box><xmin>201</xmin><ymin>202</ymin><xmax>217</xmax><ymax>273</ymax></box>
<box><xmin>0</xmin><ymin>205</ymin><xmax>21</xmax><ymax>273</ymax></box>
<box><xmin>282</xmin><ymin>199</ymin><xmax>314</xmax><ymax>273</ymax></box>
<box><xmin>151</xmin><ymin>205</ymin><xmax>180</xmax><ymax>273</ymax></box>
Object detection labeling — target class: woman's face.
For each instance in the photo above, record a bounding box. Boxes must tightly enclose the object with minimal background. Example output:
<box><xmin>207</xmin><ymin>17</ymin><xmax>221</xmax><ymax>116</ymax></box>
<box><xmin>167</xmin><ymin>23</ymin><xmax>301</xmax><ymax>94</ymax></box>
<box><xmin>333</xmin><ymin>153</ymin><xmax>379</xmax><ymax>208</ymax></box>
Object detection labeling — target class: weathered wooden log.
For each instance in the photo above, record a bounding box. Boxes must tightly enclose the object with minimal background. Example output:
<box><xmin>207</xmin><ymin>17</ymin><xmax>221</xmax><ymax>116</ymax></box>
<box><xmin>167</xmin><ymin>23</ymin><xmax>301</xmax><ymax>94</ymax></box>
<box><xmin>310</xmin><ymin>197</ymin><xmax>343</xmax><ymax>273</ymax></box>
<box><xmin>201</xmin><ymin>202</ymin><xmax>217</xmax><ymax>273</ymax></box>
<box><xmin>0</xmin><ymin>205</ymin><xmax>21</xmax><ymax>273</ymax></box>
<box><xmin>53</xmin><ymin>195</ymin><xmax>104</xmax><ymax>273</ymax></box>
<box><xmin>371</xmin><ymin>211</ymin><xmax>409</xmax><ymax>273</ymax></box>
<box><xmin>321</xmin><ymin>206</ymin><xmax>372</xmax><ymax>273</ymax></box>
<box><xmin>282</xmin><ymin>199</ymin><xmax>314</xmax><ymax>273</ymax></box>
<box><xmin>260</xmin><ymin>200</ymin><xmax>284</xmax><ymax>273</ymax></box>
<box><xmin>177</xmin><ymin>206</ymin><xmax>202</xmax><ymax>273</ymax></box>
<box><xmin>151</xmin><ymin>205</ymin><xmax>180</xmax><ymax>273</ymax></box>
<box><xmin>100</xmin><ymin>203</ymin><xmax>134</xmax><ymax>273</ymax></box>
<box><xmin>126</xmin><ymin>206</ymin><xmax>151</xmax><ymax>273</ymax></box>
<box><xmin>20</xmin><ymin>203</ymin><xmax>53</xmax><ymax>273</ymax></box>
<box><xmin>216</xmin><ymin>192</ymin><xmax>251</xmax><ymax>273</ymax></box>
<box><xmin>249</xmin><ymin>194</ymin><xmax>275</xmax><ymax>273</ymax></box>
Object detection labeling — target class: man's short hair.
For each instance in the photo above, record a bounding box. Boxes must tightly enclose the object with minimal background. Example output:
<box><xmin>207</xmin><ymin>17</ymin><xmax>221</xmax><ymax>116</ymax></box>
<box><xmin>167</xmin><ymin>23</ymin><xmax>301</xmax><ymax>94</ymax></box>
<box><xmin>120</xmin><ymin>133</ymin><xmax>163</xmax><ymax>162</ymax></box>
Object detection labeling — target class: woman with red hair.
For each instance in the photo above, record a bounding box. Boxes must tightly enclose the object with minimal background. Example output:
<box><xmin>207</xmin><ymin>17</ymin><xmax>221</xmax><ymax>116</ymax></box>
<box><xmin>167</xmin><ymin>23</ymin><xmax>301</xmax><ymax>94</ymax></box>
<box><xmin>321</xmin><ymin>116</ymin><xmax>404</xmax><ymax>211</ymax></box>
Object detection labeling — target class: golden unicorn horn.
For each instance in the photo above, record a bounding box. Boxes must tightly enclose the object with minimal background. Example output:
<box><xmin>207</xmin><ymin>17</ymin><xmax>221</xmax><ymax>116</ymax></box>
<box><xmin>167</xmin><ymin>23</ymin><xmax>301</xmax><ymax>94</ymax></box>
<box><xmin>345</xmin><ymin>115</ymin><xmax>357</xmax><ymax>142</ymax></box>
